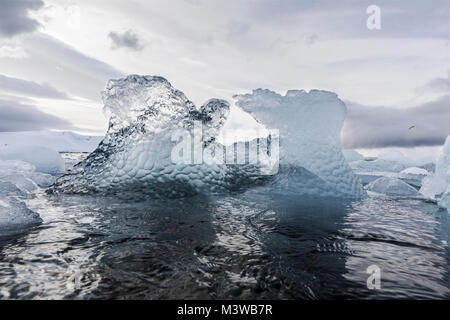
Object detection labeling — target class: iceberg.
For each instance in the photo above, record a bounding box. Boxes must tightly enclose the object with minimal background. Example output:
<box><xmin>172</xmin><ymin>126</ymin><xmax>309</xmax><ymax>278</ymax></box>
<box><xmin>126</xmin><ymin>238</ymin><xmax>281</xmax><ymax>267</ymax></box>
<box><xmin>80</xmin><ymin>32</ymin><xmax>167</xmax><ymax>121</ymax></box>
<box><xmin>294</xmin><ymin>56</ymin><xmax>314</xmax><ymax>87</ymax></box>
<box><xmin>366</xmin><ymin>177</ymin><xmax>420</xmax><ymax>197</ymax></box>
<box><xmin>234</xmin><ymin>89</ymin><xmax>365</xmax><ymax>198</ymax></box>
<box><xmin>49</xmin><ymin>75</ymin><xmax>364</xmax><ymax>198</ymax></box>
<box><xmin>420</xmin><ymin>136</ymin><xmax>450</xmax><ymax>200</ymax></box>
<box><xmin>0</xmin><ymin>145</ymin><xmax>64</xmax><ymax>174</ymax></box>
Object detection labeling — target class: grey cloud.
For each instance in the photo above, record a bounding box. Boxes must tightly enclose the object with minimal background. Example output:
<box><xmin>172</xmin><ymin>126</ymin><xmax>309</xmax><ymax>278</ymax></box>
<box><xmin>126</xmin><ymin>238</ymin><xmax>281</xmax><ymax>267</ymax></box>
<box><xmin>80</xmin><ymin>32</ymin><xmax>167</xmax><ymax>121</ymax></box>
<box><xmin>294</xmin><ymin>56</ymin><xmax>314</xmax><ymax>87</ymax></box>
<box><xmin>108</xmin><ymin>30</ymin><xmax>145</xmax><ymax>51</ymax></box>
<box><xmin>342</xmin><ymin>95</ymin><xmax>450</xmax><ymax>148</ymax></box>
<box><xmin>0</xmin><ymin>74</ymin><xmax>70</xmax><ymax>99</ymax></box>
<box><xmin>0</xmin><ymin>98</ymin><xmax>75</xmax><ymax>132</ymax></box>
<box><xmin>0</xmin><ymin>33</ymin><xmax>124</xmax><ymax>101</ymax></box>
<box><xmin>247</xmin><ymin>0</ymin><xmax>450</xmax><ymax>39</ymax></box>
<box><xmin>0</xmin><ymin>0</ymin><xmax>44</xmax><ymax>37</ymax></box>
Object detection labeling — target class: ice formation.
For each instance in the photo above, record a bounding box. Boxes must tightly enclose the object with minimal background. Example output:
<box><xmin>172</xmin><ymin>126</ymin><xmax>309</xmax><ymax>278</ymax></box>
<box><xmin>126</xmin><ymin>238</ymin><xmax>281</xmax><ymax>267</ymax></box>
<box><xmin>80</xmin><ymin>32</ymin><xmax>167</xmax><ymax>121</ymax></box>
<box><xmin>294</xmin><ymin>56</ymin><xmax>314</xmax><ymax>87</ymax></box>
<box><xmin>420</xmin><ymin>136</ymin><xmax>450</xmax><ymax>200</ymax></box>
<box><xmin>234</xmin><ymin>89</ymin><xmax>365</xmax><ymax>198</ymax></box>
<box><xmin>49</xmin><ymin>75</ymin><xmax>260</xmax><ymax>197</ymax></box>
<box><xmin>0</xmin><ymin>145</ymin><xmax>64</xmax><ymax>174</ymax></box>
<box><xmin>366</xmin><ymin>177</ymin><xmax>420</xmax><ymax>197</ymax></box>
<box><xmin>419</xmin><ymin>136</ymin><xmax>450</xmax><ymax>211</ymax></box>
<box><xmin>0</xmin><ymin>160</ymin><xmax>45</xmax><ymax>232</ymax></box>
<box><xmin>49</xmin><ymin>75</ymin><xmax>364</xmax><ymax>198</ymax></box>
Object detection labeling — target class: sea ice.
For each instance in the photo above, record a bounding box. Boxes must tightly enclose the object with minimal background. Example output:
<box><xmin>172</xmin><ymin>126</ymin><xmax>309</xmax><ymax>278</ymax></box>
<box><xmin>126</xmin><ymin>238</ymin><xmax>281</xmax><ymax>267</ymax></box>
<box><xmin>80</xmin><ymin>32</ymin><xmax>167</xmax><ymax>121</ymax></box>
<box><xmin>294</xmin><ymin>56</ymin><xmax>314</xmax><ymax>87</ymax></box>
<box><xmin>366</xmin><ymin>177</ymin><xmax>420</xmax><ymax>197</ymax></box>
<box><xmin>0</xmin><ymin>145</ymin><xmax>64</xmax><ymax>174</ymax></box>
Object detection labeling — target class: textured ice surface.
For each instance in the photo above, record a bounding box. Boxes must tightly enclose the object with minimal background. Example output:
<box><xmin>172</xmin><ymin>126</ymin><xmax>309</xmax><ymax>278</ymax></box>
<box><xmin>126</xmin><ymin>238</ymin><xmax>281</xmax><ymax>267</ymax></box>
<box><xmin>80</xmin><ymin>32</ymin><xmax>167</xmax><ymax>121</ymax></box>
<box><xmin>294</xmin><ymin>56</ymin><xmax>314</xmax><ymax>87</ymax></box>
<box><xmin>49</xmin><ymin>75</ymin><xmax>364</xmax><ymax>198</ymax></box>
<box><xmin>420</xmin><ymin>136</ymin><xmax>450</xmax><ymax>200</ymax></box>
<box><xmin>0</xmin><ymin>145</ymin><xmax>64</xmax><ymax>174</ymax></box>
<box><xmin>366</xmin><ymin>177</ymin><xmax>420</xmax><ymax>197</ymax></box>
<box><xmin>234</xmin><ymin>89</ymin><xmax>364</xmax><ymax>198</ymax></box>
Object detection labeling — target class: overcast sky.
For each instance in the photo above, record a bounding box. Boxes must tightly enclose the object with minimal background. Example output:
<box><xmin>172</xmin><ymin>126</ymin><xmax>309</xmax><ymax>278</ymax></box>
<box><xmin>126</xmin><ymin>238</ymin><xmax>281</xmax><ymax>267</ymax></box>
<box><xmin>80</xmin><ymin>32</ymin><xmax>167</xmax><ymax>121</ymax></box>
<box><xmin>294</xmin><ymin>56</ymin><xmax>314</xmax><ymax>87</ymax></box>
<box><xmin>0</xmin><ymin>0</ymin><xmax>449</xmax><ymax>150</ymax></box>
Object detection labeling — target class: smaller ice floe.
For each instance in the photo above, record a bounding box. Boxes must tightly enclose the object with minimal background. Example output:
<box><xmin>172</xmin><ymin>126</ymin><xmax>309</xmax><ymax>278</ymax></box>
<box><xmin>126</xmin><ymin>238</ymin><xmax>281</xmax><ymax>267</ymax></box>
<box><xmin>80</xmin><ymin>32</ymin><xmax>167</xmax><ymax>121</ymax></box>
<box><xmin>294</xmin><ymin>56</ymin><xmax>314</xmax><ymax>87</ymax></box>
<box><xmin>0</xmin><ymin>159</ymin><xmax>52</xmax><ymax>234</ymax></box>
<box><xmin>0</xmin><ymin>145</ymin><xmax>64</xmax><ymax>174</ymax></box>
<box><xmin>398</xmin><ymin>167</ymin><xmax>428</xmax><ymax>188</ymax></box>
<box><xmin>366</xmin><ymin>177</ymin><xmax>421</xmax><ymax>197</ymax></box>
<box><xmin>420</xmin><ymin>136</ymin><xmax>450</xmax><ymax>201</ymax></box>
<box><xmin>343</xmin><ymin>149</ymin><xmax>364</xmax><ymax>162</ymax></box>
<box><xmin>349</xmin><ymin>158</ymin><xmax>407</xmax><ymax>173</ymax></box>
<box><xmin>0</xmin><ymin>197</ymin><xmax>42</xmax><ymax>232</ymax></box>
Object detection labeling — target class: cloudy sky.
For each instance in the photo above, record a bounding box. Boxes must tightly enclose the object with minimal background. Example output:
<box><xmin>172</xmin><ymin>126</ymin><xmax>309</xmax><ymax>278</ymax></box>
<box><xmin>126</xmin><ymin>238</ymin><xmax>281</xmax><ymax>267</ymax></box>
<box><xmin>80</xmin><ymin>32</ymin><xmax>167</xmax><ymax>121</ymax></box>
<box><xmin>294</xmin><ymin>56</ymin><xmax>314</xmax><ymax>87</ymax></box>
<box><xmin>0</xmin><ymin>0</ymin><xmax>449</xmax><ymax>152</ymax></box>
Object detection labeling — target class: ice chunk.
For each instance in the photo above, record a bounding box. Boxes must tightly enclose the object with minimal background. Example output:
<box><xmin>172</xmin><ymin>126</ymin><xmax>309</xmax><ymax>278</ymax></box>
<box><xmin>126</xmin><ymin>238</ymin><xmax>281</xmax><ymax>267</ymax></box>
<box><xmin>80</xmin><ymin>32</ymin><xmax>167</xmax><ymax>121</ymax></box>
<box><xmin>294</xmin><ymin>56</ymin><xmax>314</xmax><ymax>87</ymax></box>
<box><xmin>366</xmin><ymin>177</ymin><xmax>421</xmax><ymax>197</ymax></box>
<box><xmin>0</xmin><ymin>197</ymin><xmax>42</xmax><ymax>232</ymax></box>
<box><xmin>420</xmin><ymin>136</ymin><xmax>450</xmax><ymax>200</ymax></box>
<box><xmin>343</xmin><ymin>149</ymin><xmax>364</xmax><ymax>162</ymax></box>
<box><xmin>234</xmin><ymin>89</ymin><xmax>365</xmax><ymax>198</ymax></box>
<box><xmin>0</xmin><ymin>145</ymin><xmax>64</xmax><ymax>174</ymax></box>
<box><xmin>439</xmin><ymin>168</ymin><xmax>450</xmax><ymax>212</ymax></box>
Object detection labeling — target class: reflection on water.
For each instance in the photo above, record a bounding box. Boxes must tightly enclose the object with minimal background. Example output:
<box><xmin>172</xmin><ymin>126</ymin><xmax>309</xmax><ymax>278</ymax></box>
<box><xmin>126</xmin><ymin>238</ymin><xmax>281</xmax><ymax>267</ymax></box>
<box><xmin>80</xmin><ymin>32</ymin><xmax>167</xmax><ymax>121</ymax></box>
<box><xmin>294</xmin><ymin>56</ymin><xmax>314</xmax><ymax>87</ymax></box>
<box><xmin>0</xmin><ymin>155</ymin><xmax>449</xmax><ymax>299</ymax></box>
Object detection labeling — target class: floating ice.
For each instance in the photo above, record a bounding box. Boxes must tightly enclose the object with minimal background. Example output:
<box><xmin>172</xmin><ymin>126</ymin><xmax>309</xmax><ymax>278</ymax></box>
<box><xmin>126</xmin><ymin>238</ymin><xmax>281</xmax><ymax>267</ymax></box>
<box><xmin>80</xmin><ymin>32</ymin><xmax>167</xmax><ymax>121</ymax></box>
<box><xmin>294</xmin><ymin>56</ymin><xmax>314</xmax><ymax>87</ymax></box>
<box><xmin>420</xmin><ymin>136</ymin><xmax>450</xmax><ymax>200</ymax></box>
<box><xmin>234</xmin><ymin>89</ymin><xmax>364</xmax><ymax>198</ymax></box>
<box><xmin>0</xmin><ymin>160</ymin><xmax>44</xmax><ymax>233</ymax></box>
<box><xmin>0</xmin><ymin>145</ymin><xmax>64</xmax><ymax>174</ymax></box>
<box><xmin>49</xmin><ymin>75</ymin><xmax>364</xmax><ymax>198</ymax></box>
<box><xmin>366</xmin><ymin>177</ymin><xmax>420</xmax><ymax>197</ymax></box>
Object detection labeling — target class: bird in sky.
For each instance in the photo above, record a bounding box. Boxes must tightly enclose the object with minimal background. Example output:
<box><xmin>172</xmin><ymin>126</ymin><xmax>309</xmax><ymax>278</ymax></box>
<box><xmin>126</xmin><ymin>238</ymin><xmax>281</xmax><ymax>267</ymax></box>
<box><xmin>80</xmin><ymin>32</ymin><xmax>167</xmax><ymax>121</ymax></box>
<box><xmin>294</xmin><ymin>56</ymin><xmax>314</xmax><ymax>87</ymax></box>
<box><xmin>408</xmin><ymin>125</ymin><xmax>415</xmax><ymax>130</ymax></box>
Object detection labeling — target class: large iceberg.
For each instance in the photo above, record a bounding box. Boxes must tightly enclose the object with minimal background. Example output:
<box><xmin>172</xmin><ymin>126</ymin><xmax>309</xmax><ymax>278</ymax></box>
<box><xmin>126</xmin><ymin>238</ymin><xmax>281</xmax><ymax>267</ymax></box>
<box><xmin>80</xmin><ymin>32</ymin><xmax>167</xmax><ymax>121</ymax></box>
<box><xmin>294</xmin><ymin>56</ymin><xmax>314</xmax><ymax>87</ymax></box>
<box><xmin>49</xmin><ymin>75</ymin><xmax>364</xmax><ymax>198</ymax></box>
<box><xmin>420</xmin><ymin>136</ymin><xmax>450</xmax><ymax>200</ymax></box>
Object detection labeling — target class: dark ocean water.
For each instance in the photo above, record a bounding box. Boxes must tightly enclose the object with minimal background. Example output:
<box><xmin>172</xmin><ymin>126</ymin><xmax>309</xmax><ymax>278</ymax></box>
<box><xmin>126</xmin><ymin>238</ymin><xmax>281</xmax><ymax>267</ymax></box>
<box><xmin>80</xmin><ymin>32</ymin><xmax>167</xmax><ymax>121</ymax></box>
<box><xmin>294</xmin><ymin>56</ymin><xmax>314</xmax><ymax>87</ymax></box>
<box><xmin>0</xmin><ymin>153</ymin><xmax>449</xmax><ymax>299</ymax></box>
